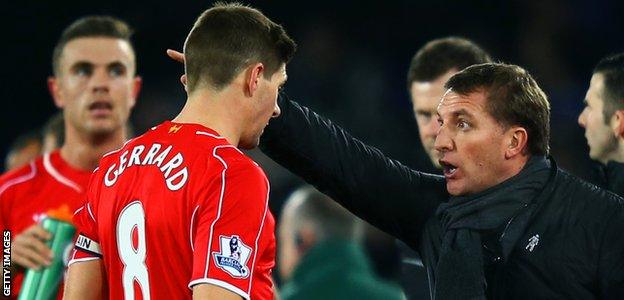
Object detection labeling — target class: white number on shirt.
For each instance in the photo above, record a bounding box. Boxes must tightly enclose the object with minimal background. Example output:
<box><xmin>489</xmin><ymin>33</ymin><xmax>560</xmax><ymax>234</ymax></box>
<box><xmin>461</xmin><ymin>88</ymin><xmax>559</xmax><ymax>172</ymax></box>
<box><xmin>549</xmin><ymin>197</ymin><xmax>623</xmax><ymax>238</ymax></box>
<box><xmin>117</xmin><ymin>201</ymin><xmax>151</xmax><ymax>300</ymax></box>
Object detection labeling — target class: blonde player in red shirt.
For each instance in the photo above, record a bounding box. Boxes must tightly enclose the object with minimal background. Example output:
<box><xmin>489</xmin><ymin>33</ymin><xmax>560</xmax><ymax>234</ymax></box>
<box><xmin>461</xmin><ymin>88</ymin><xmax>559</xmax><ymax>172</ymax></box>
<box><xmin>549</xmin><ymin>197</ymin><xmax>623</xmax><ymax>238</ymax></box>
<box><xmin>0</xmin><ymin>16</ymin><xmax>141</xmax><ymax>298</ymax></box>
<box><xmin>64</xmin><ymin>3</ymin><xmax>296</xmax><ymax>300</ymax></box>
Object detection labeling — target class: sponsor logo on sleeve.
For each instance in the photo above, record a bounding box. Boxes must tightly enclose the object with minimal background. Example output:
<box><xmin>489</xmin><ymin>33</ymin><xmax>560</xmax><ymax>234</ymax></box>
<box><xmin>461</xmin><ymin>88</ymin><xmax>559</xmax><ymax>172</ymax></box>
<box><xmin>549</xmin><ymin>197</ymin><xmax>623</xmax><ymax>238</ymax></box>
<box><xmin>212</xmin><ymin>235</ymin><xmax>252</xmax><ymax>278</ymax></box>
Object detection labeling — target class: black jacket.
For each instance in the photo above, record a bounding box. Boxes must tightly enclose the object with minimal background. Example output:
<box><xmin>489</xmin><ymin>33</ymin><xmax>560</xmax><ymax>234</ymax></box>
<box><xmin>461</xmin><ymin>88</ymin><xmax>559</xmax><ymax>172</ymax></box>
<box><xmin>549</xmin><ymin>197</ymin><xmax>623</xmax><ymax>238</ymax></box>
<box><xmin>592</xmin><ymin>161</ymin><xmax>624</xmax><ymax>198</ymax></box>
<box><xmin>260</xmin><ymin>97</ymin><xmax>624</xmax><ymax>299</ymax></box>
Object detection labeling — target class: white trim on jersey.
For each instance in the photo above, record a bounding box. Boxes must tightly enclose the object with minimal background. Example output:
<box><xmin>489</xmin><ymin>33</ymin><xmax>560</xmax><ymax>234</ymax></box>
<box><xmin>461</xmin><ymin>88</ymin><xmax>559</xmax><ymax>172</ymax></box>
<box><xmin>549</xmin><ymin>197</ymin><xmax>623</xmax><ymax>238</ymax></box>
<box><xmin>247</xmin><ymin>177</ymin><xmax>270</xmax><ymax>295</ymax></box>
<box><xmin>196</xmin><ymin>131</ymin><xmax>244</xmax><ymax>156</ymax></box>
<box><xmin>67</xmin><ymin>257</ymin><xmax>101</xmax><ymax>267</ymax></box>
<box><xmin>43</xmin><ymin>153</ymin><xmax>82</xmax><ymax>193</ymax></box>
<box><xmin>195</xmin><ymin>131</ymin><xmax>225</xmax><ymax>139</ymax></box>
<box><xmin>190</xmin><ymin>205</ymin><xmax>200</xmax><ymax>251</ymax></box>
<box><xmin>86</xmin><ymin>202</ymin><xmax>96</xmax><ymax>222</ymax></box>
<box><xmin>73</xmin><ymin>206</ymin><xmax>84</xmax><ymax>216</ymax></box>
<box><xmin>204</xmin><ymin>145</ymin><xmax>232</xmax><ymax>278</ymax></box>
<box><xmin>0</xmin><ymin>161</ymin><xmax>36</xmax><ymax>196</ymax></box>
<box><xmin>188</xmin><ymin>278</ymin><xmax>250</xmax><ymax>300</ymax></box>
<box><xmin>101</xmin><ymin>148</ymin><xmax>122</xmax><ymax>159</ymax></box>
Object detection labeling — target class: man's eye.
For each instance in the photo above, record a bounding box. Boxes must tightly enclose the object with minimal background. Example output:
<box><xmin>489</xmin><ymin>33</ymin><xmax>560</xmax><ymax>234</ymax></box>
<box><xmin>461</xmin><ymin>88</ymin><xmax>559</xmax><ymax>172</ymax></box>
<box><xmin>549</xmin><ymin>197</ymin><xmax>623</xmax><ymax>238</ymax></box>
<box><xmin>109</xmin><ymin>65</ymin><xmax>126</xmax><ymax>77</ymax></box>
<box><xmin>457</xmin><ymin>120</ymin><xmax>470</xmax><ymax>129</ymax></box>
<box><xmin>75</xmin><ymin>66</ymin><xmax>92</xmax><ymax>77</ymax></box>
<box><xmin>437</xmin><ymin>118</ymin><xmax>443</xmax><ymax>126</ymax></box>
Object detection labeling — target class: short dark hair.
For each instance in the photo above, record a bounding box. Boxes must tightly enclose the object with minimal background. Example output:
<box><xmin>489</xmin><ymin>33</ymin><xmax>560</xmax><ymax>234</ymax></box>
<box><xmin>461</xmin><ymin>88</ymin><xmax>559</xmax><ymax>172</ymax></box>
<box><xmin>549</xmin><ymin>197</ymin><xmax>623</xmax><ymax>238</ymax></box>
<box><xmin>593</xmin><ymin>53</ymin><xmax>624</xmax><ymax>122</ymax></box>
<box><xmin>445</xmin><ymin>63</ymin><xmax>551</xmax><ymax>156</ymax></box>
<box><xmin>407</xmin><ymin>37</ymin><xmax>492</xmax><ymax>89</ymax></box>
<box><xmin>52</xmin><ymin>16</ymin><xmax>134</xmax><ymax>75</ymax></box>
<box><xmin>184</xmin><ymin>2</ymin><xmax>296</xmax><ymax>91</ymax></box>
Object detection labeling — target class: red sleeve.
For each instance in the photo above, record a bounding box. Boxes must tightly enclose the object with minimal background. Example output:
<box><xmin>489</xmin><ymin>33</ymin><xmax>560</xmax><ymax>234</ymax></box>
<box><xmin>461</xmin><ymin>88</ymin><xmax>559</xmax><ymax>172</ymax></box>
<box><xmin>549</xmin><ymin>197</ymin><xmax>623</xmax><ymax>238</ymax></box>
<box><xmin>69</xmin><ymin>169</ymin><xmax>103</xmax><ymax>265</ymax></box>
<box><xmin>0</xmin><ymin>162</ymin><xmax>37</xmax><ymax>232</ymax></box>
<box><xmin>189</xmin><ymin>159</ymin><xmax>269</xmax><ymax>300</ymax></box>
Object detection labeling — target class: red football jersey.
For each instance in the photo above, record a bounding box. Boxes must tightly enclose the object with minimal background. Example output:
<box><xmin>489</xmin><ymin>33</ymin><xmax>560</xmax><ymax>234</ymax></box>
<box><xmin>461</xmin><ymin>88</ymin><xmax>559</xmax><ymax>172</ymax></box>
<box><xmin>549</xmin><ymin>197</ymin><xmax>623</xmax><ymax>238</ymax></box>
<box><xmin>70</xmin><ymin>121</ymin><xmax>275</xmax><ymax>300</ymax></box>
<box><xmin>0</xmin><ymin>151</ymin><xmax>92</xmax><ymax>299</ymax></box>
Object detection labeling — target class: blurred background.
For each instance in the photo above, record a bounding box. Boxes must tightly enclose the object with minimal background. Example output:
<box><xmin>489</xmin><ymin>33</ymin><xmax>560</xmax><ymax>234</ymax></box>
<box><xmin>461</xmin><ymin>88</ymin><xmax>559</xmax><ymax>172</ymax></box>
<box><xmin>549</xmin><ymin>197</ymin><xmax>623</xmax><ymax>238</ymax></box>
<box><xmin>2</xmin><ymin>0</ymin><xmax>623</xmax><ymax>294</ymax></box>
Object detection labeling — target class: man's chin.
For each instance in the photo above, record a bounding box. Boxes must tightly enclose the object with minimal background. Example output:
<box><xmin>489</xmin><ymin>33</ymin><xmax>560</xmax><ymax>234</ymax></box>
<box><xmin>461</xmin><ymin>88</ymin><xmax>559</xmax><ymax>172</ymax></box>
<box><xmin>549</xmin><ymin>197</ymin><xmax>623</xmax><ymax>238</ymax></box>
<box><xmin>445</xmin><ymin>182</ymin><xmax>466</xmax><ymax>196</ymax></box>
<box><xmin>83</xmin><ymin>122</ymin><xmax>119</xmax><ymax>137</ymax></box>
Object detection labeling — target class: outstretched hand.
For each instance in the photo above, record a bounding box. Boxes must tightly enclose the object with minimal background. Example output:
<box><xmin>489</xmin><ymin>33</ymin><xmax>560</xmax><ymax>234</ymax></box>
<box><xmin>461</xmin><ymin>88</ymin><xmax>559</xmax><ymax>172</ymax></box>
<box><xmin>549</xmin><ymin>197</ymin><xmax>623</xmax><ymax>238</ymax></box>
<box><xmin>166</xmin><ymin>49</ymin><xmax>188</xmax><ymax>90</ymax></box>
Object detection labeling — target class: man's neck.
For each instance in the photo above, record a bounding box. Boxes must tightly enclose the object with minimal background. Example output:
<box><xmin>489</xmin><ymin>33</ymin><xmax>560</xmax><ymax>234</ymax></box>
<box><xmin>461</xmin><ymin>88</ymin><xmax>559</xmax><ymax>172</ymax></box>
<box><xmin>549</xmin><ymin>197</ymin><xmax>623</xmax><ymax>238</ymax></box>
<box><xmin>60</xmin><ymin>128</ymin><xmax>127</xmax><ymax>171</ymax></box>
<box><xmin>606</xmin><ymin>144</ymin><xmax>624</xmax><ymax>165</ymax></box>
<box><xmin>174</xmin><ymin>89</ymin><xmax>246</xmax><ymax>147</ymax></box>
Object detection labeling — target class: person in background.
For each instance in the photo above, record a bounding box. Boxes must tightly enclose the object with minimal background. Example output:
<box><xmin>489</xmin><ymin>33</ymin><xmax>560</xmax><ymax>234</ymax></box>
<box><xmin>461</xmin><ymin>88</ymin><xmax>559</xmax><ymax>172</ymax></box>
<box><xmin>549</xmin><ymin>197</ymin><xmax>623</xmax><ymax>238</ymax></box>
<box><xmin>578</xmin><ymin>52</ymin><xmax>624</xmax><ymax>197</ymax></box>
<box><xmin>41</xmin><ymin>112</ymin><xmax>65</xmax><ymax>153</ymax></box>
<box><xmin>4</xmin><ymin>131</ymin><xmax>43</xmax><ymax>172</ymax></box>
<box><xmin>0</xmin><ymin>15</ymin><xmax>141</xmax><ymax>298</ymax></box>
<box><xmin>278</xmin><ymin>186</ymin><xmax>404</xmax><ymax>300</ymax></box>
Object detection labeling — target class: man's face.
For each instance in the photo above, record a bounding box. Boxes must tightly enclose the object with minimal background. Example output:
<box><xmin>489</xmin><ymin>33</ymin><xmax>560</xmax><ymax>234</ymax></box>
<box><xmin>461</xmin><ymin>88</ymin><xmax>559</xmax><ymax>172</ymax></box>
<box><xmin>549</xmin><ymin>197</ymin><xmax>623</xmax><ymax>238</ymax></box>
<box><xmin>578</xmin><ymin>73</ymin><xmax>618</xmax><ymax>163</ymax></box>
<box><xmin>409</xmin><ymin>70</ymin><xmax>457</xmax><ymax>169</ymax></box>
<box><xmin>49</xmin><ymin>37</ymin><xmax>141</xmax><ymax>138</ymax></box>
<box><xmin>239</xmin><ymin>63</ymin><xmax>286</xmax><ymax>149</ymax></box>
<box><xmin>435</xmin><ymin>90</ymin><xmax>512</xmax><ymax>196</ymax></box>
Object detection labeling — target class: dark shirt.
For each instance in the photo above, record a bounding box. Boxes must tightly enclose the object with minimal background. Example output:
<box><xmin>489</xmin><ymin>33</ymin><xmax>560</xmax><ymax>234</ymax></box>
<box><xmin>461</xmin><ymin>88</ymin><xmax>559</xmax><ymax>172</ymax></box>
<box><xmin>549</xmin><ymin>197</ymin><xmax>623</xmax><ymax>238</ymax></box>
<box><xmin>260</xmin><ymin>97</ymin><xmax>624</xmax><ymax>299</ymax></box>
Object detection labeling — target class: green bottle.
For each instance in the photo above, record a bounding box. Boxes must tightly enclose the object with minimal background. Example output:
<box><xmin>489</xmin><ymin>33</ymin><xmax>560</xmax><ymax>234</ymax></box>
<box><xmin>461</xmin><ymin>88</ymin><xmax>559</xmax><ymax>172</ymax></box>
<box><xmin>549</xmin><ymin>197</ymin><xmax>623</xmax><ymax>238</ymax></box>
<box><xmin>18</xmin><ymin>217</ymin><xmax>76</xmax><ymax>300</ymax></box>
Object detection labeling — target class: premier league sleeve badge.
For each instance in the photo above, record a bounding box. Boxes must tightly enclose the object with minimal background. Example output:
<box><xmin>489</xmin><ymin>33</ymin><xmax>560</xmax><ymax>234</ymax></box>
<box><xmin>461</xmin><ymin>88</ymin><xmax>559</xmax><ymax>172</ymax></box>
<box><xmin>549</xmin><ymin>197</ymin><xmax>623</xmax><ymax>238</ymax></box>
<box><xmin>212</xmin><ymin>235</ymin><xmax>252</xmax><ymax>278</ymax></box>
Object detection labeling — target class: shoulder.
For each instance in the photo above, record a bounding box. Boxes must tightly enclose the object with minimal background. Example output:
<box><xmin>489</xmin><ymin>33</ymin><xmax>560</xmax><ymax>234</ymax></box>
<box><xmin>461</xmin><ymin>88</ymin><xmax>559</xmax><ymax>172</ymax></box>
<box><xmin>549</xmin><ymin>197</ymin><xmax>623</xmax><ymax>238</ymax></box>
<box><xmin>555</xmin><ymin>169</ymin><xmax>623</xmax><ymax>207</ymax></box>
<box><xmin>548</xmin><ymin>169</ymin><xmax>624</xmax><ymax>229</ymax></box>
<box><xmin>0</xmin><ymin>157</ymin><xmax>41</xmax><ymax>197</ymax></box>
<box><xmin>212</xmin><ymin>146</ymin><xmax>265</xmax><ymax>178</ymax></box>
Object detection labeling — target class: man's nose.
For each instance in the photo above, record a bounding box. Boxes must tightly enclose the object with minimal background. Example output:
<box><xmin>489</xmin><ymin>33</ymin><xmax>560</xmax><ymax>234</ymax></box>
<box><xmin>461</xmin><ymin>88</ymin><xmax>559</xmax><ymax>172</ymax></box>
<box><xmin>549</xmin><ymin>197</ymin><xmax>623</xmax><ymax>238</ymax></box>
<box><xmin>434</xmin><ymin>125</ymin><xmax>453</xmax><ymax>153</ymax></box>
<box><xmin>578</xmin><ymin>109</ymin><xmax>587</xmax><ymax>128</ymax></box>
<box><xmin>272</xmin><ymin>102</ymin><xmax>281</xmax><ymax>118</ymax></box>
<box><xmin>90</xmin><ymin>69</ymin><xmax>111</xmax><ymax>93</ymax></box>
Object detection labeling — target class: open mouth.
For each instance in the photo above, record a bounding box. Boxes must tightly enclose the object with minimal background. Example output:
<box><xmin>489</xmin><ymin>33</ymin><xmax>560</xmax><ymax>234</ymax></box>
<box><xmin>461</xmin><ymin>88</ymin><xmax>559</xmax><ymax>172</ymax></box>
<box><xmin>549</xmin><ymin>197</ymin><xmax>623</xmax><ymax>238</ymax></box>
<box><xmin>439</xmin><ymin>160</ymin><xmax>458</xmax><ymax>177</ymax></box>
<box><xmin>88</xmin><ymin>101</ymin><xmax>113</xmax><ymax>115</ymax></box>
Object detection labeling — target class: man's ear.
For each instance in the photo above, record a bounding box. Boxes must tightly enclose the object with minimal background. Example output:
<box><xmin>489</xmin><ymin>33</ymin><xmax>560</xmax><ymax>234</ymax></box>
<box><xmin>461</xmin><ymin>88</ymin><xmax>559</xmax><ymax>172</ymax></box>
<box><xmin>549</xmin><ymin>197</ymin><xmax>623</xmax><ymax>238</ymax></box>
<box><xmin>47</xmin><ymin>76</ymin><xmax>63</xmax><ymax>108</ymax></box>
<box><xmin>129</xmin><ymin>76</ymin><xmax>143</xmax><ymax>109</ymax></box>
<box><xmin>611</xmin><ymin>110</ymin><xmax>624</xmax><ymax>138</ymax></box>
<box><xmin>245</xmin><ymin>63</ymin><xmax>264</xmax><ymax>97</ymax></box>
<box><xmin>295</xmin><ymin>225</ymin><xmax>316</xmax><ymax>254</ymax></box>
<box><xmin>505</xmin><ymin>127</ymin><xmax>528</xmax><ymax>159</ymax></box>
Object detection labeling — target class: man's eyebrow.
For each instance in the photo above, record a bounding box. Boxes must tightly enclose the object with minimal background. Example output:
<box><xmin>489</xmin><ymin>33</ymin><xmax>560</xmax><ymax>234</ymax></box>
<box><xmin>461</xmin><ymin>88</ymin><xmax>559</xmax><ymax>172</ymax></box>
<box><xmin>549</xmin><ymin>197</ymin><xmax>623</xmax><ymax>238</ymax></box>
<box><xmin>453</xmin><ymin>108</ymin><xmax>474</xmax><ymax>118</ymax></box>
<box><xmin>70</xmin><ymin>61</ymin><xmax>93</xmax><ymax>69</ymax></box>
<box><xmin>107</xmin><ymin>61</ymin><xmax>126</xmax><ymax>67</ymax></box>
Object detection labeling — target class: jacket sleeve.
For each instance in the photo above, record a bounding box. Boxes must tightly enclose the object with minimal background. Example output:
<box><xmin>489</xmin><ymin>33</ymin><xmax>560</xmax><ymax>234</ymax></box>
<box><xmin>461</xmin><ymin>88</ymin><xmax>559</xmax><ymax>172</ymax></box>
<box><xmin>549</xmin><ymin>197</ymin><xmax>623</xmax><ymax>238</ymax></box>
<box><xmin>259</xmin><ymin>95</ymin><xmax>448</xmax><ymax>249</ymax></box>
<box><xmin>598</xmin><ymin>201</ymin><xmax>624</xmax><ymax>298</ymax></box>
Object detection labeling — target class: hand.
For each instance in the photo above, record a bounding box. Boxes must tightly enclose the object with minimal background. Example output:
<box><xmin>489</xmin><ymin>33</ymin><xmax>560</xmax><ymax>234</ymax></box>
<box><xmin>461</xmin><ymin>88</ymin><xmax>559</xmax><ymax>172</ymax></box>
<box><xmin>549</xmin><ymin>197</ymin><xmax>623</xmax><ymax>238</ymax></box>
<box><xmin>11</xmin><ymin>224</ymin><xmax>54</xmax><ymax>270</ymax></box>
<box><xmin>166</xmin><ymin>49</ymin><xmax>188</xmax><ymax>91</ymax></box>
